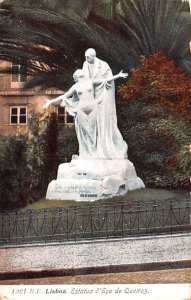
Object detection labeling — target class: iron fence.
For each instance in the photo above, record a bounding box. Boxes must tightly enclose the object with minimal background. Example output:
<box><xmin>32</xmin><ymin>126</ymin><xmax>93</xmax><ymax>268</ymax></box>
<box><xmin>0</xmin><ymin>198</ymin><xmax>191</xmax><ymax>246</ymax></box>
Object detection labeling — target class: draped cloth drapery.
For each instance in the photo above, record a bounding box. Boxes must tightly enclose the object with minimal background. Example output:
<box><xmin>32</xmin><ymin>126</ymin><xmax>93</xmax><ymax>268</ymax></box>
<box><xmin>64</xmin><ymin>57</ymin><xmax>128</xmax><ymax>159</ymax></box>
<box><xmin>74</xmin><ymin>83</ymin><xmax>127</xmax><ymax>159</ymax></box>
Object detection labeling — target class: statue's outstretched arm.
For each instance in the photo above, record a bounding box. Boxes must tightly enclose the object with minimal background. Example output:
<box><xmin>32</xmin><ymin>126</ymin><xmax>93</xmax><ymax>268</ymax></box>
<box><xmin>93</xmin><ymin>70</ymin><xmax>128</xmax><ymax>85</ymax></box>
<box><xmin>43</xmin><ymin>86</ymin><xmax>75</xmax><ymax>109</ymax></box>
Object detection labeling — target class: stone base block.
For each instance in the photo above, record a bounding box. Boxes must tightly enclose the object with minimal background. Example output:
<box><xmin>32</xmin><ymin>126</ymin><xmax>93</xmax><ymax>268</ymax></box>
<box><xmin>46</xmin><ymin>158</ymin><xmax>145</xmax><ymax>201</ymax></box>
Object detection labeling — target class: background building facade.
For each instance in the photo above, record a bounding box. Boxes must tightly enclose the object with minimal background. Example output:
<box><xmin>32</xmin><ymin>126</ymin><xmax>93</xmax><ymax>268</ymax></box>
<box><xmin>0</xmin><ymin>61</ymin><xmax>73</xmax><ymax>136</ymax></box>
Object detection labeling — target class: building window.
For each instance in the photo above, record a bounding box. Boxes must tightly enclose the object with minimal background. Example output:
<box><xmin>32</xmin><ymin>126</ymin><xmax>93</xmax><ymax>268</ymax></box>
<box><xmin>10</xmin><ymin>106</ymin><xmax>27</xmax><ymax>125</ymax></box>
<box><xmin>57</xmin><ymin>106</ymin><xmax>74</xmax><ymax>125</ymax></box>
<box><xmin>11</xmin><ymin>63</ymin><xmax>27</xmax><ymax>83</ymax></box>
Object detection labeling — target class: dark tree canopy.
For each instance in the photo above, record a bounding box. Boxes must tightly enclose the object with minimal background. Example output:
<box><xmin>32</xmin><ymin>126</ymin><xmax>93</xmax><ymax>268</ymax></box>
<box><xmin>0</xmin><ymin>0</ymin><xmax>190</xmax><ymax>90</ymax></box>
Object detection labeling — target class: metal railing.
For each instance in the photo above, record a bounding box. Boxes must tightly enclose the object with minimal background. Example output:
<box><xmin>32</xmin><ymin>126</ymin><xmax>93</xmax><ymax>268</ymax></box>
<box><xmin>0</xmin><ymin>198</ymin><xmax>191</xmax><ymax>246</ymax></box>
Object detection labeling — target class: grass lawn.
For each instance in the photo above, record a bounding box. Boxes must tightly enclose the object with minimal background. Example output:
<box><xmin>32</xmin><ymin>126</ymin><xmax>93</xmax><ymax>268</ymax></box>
<box><xmin>24</xmin><ymin>187</ymin><xmax>191</xmax><ymax>210</ymax></box>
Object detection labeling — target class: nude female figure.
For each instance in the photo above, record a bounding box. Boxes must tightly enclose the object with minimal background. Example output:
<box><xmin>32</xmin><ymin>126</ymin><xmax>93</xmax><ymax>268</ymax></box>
<box><xmin>44</xmin><ymin>69</ymin><xmax>128</xmax><ymax>159</ymax></box>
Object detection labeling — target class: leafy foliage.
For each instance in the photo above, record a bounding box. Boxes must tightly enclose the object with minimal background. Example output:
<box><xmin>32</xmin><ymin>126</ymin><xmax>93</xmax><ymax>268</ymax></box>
<box><xmin>0</xmin><ymin>112</ymin><xmax>59</xmax><ymax>211</ymax></box>
<box><xmin>26</xmin><ymin>112</ymin><xmax>59</xmax><ymax>194</ymax></box>
<box><xmin>58</xmin><ymin>125</ymin><xmax>79</xmax><ymax>163</ymax></box>
<box><xmin>119</xmin><ymin>51</ymin><xmax>191</xmax><ymax>122</ymax></box>
<box><xmin>0</xmin><ymin>135</ymin><xmax>27</xmax><ymax>210</ymax></box>
<box><xmin>117</xmin><ymin>51</ymin><xmax>191</xmax><ymax>189</ymax></box>
<box><xmin>0</xmin><ymin>0</ymin><xmax>190</xmax><ymax>90</ymax></box>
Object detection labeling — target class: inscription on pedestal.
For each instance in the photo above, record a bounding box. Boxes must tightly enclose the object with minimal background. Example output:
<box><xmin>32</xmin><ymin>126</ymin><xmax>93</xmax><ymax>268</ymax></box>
<box><xmin>46</xmin><ymin>180</ymin><xmax>101</xmax><ymax>200</ymax></box>
<box><xmin>80</xmin><ymin>194</ymin><xmax>98</xmax><ymax>198</ymax></box>
<box><xmin>46</xmin><ymin>159</ymin><xmax>145</xmax><ymax>201</ymax></box>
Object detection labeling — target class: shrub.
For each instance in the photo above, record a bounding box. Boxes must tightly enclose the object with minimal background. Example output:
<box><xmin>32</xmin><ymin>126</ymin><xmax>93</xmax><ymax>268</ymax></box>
<box><xmin>0</xmin><ymin>135</ymin><xmax>28</xmax><ymax>210</ymax></box>
<box><xmin>27</xmin><ymin>112</ymin><xmax>59</xmax><ymax>193</ymax></box>
<box><xmin>118</xmin><ymin>51</ymin><xmax>191</xmax><ymax>123</ymax></box>
<box><xmin>58</xmin><ymin>125</ymin><xmax>78</xmax><ymax>163</ymax></box>
<box><xmin>0</xmin><ymin>112</ymin><xmax>59</xmax><ymax>211</ymax></box>
<box><xmin>117</xmin><ymin>51</ymin><xmax>191</xmax><ymax>189</ymax></box>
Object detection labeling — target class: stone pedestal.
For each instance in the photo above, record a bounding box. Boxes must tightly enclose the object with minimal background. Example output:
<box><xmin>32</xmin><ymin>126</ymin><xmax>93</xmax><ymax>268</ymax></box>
<box><xmin>46</xmin><ymin>157</ymin><xmax>145</xmax><ymax>201</ymax></box>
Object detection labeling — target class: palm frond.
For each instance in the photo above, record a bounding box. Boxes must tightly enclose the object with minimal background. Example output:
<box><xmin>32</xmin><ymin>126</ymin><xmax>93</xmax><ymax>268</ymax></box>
<box><xmin>0</xmin><ymin>0</ymin><xmax>190</xmax><ymax>91</ymax></box>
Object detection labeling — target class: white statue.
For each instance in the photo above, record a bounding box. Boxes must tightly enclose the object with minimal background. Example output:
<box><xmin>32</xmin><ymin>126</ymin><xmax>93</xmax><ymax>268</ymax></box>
<box><xmin>82</xmin><ymin>48</ymin><xmax>128</xmax><ymax>159</ymax></box>
<box><xmin>44</xmin><ymin>68</ymin><xmax>128</xmax><ymax>159</ymax></box>
<box><xmin>44</xmin><ymin>49</ymin><xmax>145</xmax><ymax>201</ymax></box>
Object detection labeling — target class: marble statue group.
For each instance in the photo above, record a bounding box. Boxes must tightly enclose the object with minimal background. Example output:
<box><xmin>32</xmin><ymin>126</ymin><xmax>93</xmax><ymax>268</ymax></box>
<box><xmin>44</xmin><ymin>48</ymin><xmax>145</xmax><ymax>201</ymax></box>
